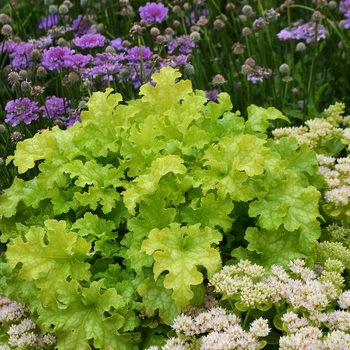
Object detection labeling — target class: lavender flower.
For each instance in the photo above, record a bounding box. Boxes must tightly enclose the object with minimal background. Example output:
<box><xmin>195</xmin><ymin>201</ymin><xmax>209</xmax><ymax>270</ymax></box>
<box><xmin>127</xmin><ymin>45</ymin><xmax>153</xmax><ymax>62</ymax></box>
<box><xmin>139</xmin><ymin>2</ymin><xmax>168</xmax><ymax>23</ymax></box>
<box><xmin>340</xmin><ymin>1</ymin><xmax>350</xmax><ymax>28</ymax></box>
<box><xmin>5</xmin><ymin>98</ymin><xmax>40</xmax><ymax>126</ymax></box>
<box><xmin>41</xmin><ymin>46</ymin><xmax>75</xmax><ymax>71</ymax></box>
<box><xmin>205</xmin><ymin>90</ymin><xmax>219</xmax><ymax>102</ymax></box>
<box><xmin>38</xmin><ymin>14</ymin><xmax>59</xmax><ymax>30</ymax></box>
<box><xmin>277</xmin><ymin>22</ymin><xmax>326</xmax><ymax>44</ymax></box>
<box><xmin>166</xmin><ymin>35</ymin><xmax>195</xmax><ymax>54</ymax></box>
<box><xmin>9</xmin><ymin>41</ymin><xmax>35</xmax><ymax>70</ymax></box>
<box><xmin>73</xmin><ymin>33</ymin><xmax>106</xmax><ymax>49</ymax></box>
<box><xmin>109</xmin><ymin>38</ymin><xmax>125</xmax><ymax>51</ymax></box>
<box><xmin>72</xmin><ymin>15</ymin><xmax>94</xmax><ymax>36</ymax></box>
<box><xmin>41</xmin><ymin>96</ymin><xmax>70</xmax><ymax>121</ymax></box>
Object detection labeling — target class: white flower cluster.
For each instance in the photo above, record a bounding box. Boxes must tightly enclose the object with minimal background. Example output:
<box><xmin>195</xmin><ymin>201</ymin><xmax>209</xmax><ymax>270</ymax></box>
<box><xmin>148</xmin><ymin>307</ymin><xmax>269</xmax><ymax>350</ymax></box>
<box><xmin>6</xmin><ymin>318</ymin><xmax>56</xmax><ymax>349</ymax></box>
<box><xmin>147</xmin><ymin>259</ymin><xmax>350</xmax><ymax>350</ymax></box>
<box><xmin>0</xmin><ymin>296</ymin><xmax>56</xmax><ymax>349</ymax></box>
<box><xmin>317</xmin><ymin>155</ymin><xmax>350</xmax><ymax>207</ymax></box>
<box><xmin>272</xmin><ymin>102</ymin><xmax>348</xmax><ymax>151</ymax></box>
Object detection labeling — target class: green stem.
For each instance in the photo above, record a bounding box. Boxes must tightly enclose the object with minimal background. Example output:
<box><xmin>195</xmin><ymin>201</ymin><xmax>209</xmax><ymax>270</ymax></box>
<box><xmin>242</xmin><ymin>309</ymin><xmax>252</xmax><ymax>330</ymax></box>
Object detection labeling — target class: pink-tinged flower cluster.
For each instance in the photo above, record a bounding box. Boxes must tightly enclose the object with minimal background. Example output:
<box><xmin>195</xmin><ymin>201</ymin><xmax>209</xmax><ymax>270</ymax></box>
<box><xmin>5</xmin><ymin>98</ymin><xmax>40</xmax><ymax>126</ymax></box>
<box><xmin>139</xmin><ymin>2</ymin><xmax>168</xmax><ymax>23</ymax></box>
<box><xmin>73</xmin><ymin>33</ymin><xmax>106</xmax><ymax>49</ymax></box>
<box><xmin>277</xmin><ymin>22</ymin><xmax>326</xmax><ymax>44</ymax></box>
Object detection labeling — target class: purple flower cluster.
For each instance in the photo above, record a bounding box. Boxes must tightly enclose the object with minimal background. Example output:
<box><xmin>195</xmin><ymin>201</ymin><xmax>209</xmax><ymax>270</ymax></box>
<box><xmin>41</xmin><ymin>96</ymin><xmax>70</xmax><ymax>120</ymax></box>
<box><xmin>139</xmin><ymin>2</ymin><xmax>168</xmax><ymax>23</ymax></box>
<box><xmin>340</xmin><ymin>1</ymin><xmax>350</xmax><ymax>29</ymax></box>
<box><xmin>166</xmin><ymin>35</ymin><xmax>196</xmax><ymax>54</ymax></box>
<box><xmin>277</xmin><ymin>22</ymin><xmax>326</xmax><ymax>44</ymax></box>
<box><xmin>73</xmin><ymin>33</ymin><xmax>106</xmax><ymax>49</ymax></box>
<box><xmin>5</xmin><ymin>98</ymin><xmax>40</xmax><ymax>126</ymax></box>
<box><xmin>41</xmin><ymin>46</ymin><xmax>91</xmax><ymax>72</ymax></box>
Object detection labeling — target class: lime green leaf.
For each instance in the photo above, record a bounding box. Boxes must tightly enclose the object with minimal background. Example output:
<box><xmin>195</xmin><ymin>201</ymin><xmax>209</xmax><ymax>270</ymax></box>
<box><xmin>163</xmin><ymin>93</ymin><xmax>207</xmax><ymax>134</ymax></box>
<box><xmin>242</xmin><ymin>227</ymin><xmax>313</xmax><ymax>268</ymax></box>
<box><xmin>75</xmin><ymin>88</ymin><xmax>124</xmax><ymax>157</ymax></box>
<box><xmin>141</xmin><ymin>223</ymin><xmax>222</xmax><ymax>306</ymax></box>
<box><xmin>39</xmin><ymin>279</ymin><xmax>137</xmax><ymax>350</ymax></box>
<box><xmin>180</xmin><ymin>192</ymin><xmax>234</xmax><ymax>231</ymax></box>
<box><xmin>268</xmin><ymin>137</ymin><xmax>319</xmax><ymax>179</ymax></box>
<box><xmin>71</xmin><ymin>212</ymin><xmax>117</xmax><ymax>240</ymax></box>
<box><xmin>139</xmin><ymin>66</ymin><xmax>193</xmax><ymax>113</ymax></box>
<box><xmin>127</xmin><ymin>188</ymin><xmax>177</xmax><ymax>240</ymax></box>
<box><xmin>0</xmin><ymin>178</ymin><xmax>39</xmax><ymax>217</ymax></box>
<box><xmin>246</xmin><ymin>105</ymin><xmax>290</xmax><ymax>133</ymax></box>
<box><xmin>123</xmin><ymin>155</ymin><xmax>186</xmax><ymax>213</ymax></box>
<box><xmin>7</xmin><ymin>129</ymin><xmax>56</xmax><ymax>173</ymax></box>
<box><xmin>64</xmin><ymin>159</ymin><xmax>124</xmax><ymax>188</ymax></box>
<box><xmin>180</xmin><ymin>125</ymin><xmax>211</xmax><ymax>155</ymax></box>
<box><xmin>137</xmin><ymin>275</ymin><xmax>181</xmax><ymax>325</ymax></box>
<box><xmin>204</xmin><ymin>92</ymin><xmax>233</xmax><ymax>122</ymax></box>
<box><xmin>6</xmin><ymin>220</ymin><xmax>91</xmax><ymax>302</ymax></box>
<box><xmin>249</xmin><ymin>169</ymin><xmax>321</xmax><ymax>232</ymax></box>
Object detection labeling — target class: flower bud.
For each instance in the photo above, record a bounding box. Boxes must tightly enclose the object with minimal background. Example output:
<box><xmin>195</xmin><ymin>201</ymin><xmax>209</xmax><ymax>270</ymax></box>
<box><xmin>242</xmin><ymin>5</ymin><xmax>253</xmax><ymax>15</ymax></box>
<box><xmin>20</xmin><ymin>80</ymin><xmax>32</xmax><ymax>92</ymax></box>
<box><xmin>58</xmin><ymin>4</ymin><xmax>69</xmax><ymax>14</ymax></box>
<box><xmin>189</xmin><ymin>31</ymin><xmax>201</xmax><ymax>42</ymax></box>
<box><xmin>49</xmin><ymin>5</ymin><xmax>58</xmax><ymax>14</ymax></box>
<box><xmin>150</xmin><ymin>27</ymin><xmax>160</xmax><ymax>37</ymax></box>
<box><xmin>212</xmin><ymin>74</ymin><xmax>226</xmax><ymax>85</ymax></box>
<box><xmin>68</xmin><ymin>71</ymin><xmax>80</xmax><ymax>84</ymax></box>
<box><xmin>232</xmin><ymin>42</ymin><xmax>245</xmax><ymax>54</ymax></box>
<box><xmin>1</xmin><ymin>24</ymin><xmax>13</xmax><ymax>36</ymax></box>
<box><xmin>36</xmin><ymin>66</ymin><xmax>47</xmax><ymax>77</ymax></box>
<box><xmin>183</xmin><ymin>63</ymin><xmax>195</xmax><ymax>75</ymax></box>
<box><xmin>19</xmin><ymin>70</ymin><xmax>28</xmax><ymax>80</ymax></box>
<box><xmin>279</xmin><ymin>63</ymin><xmax>290</xmax><ymax>74</ymax></box>
<box><xmin>295</xmin><ymin>42</ymin><xmax>306</xmax><ymax>52</ymax></box>
<box><xmin>242</xmin><ymin>26</ymin><xmax>252</xmax><ymax>36</ymax></box>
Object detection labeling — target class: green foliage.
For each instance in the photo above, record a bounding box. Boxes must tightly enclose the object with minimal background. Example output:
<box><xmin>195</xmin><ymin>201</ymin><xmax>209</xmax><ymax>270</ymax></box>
<box><xmin>0</xmin><ymin>67</ymin><xmax>323</xmax><ymax>348</ymax></box>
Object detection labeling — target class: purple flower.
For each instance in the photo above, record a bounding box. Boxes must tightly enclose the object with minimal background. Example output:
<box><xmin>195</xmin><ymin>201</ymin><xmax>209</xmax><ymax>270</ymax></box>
<box><xmin>70</xmin><ymin>53</ymin><xmax>92</xmax><ymax>69</ymax></box>
<box><xmin>277</xmin><ymin>22</ymin><xmax>326</xmax><ymax>44</ymax></box>
<box><xmin>277</xmin><ymin>28</ymin><xmax>294</xmax><ymax>41</ymax></box>
<box><xmin>73</xmin><ymin>33</ymin><xmax>106</xmax><ymax>49</ymax></box>
<box><xmin>41</xmin><ymin>96</ymin><xmax>70</xmax><ymax>120</ymax></box>
<box><xmin>109</xmin><ymin>38</ymin><xmax>124</xmax><ymax>51</ymax></box>
<box><xmin>340</xmin><ymin>0</ymin><xmax>350</xmax><ymax>26</ymax></box>
<box><xmin>166</xmin><ymin>35</ymin><xmax>195</xmax><ymax>54</ymax></box>
<box><xmin>38</xmin><ymin>14</ymin><xmax>59</xmax><ymax>30</ymax></box>
<box><xmin>205</xmin><ymin>90</ymin><xmax>219</xmax><ymax>102</ymax></box>
<box><xmin>294</xmin><ymin>22</ymin><xmax>326</xmax><ymax>44</ymax></box>
<box><xmin>139</xmin><ymin>2</ymin><xmax>168</xmax><ymax>23</ymax></box>
<box><xmin>5</xmin><ymin>98</ymin><xmax>40</xmax><ymax>126</ymax></box>
<box><xmin>127</xmin><ymin>46</ymin><xmax>153</xmax><ymax>62</ymax></box>
<box><xmin>41</xmin><ymin>46</ymin><xmax>75</xmax><ymax>71</ymax></box>
<box><xmin>72</xmin><ymin>15</ymin><xmax>94</xmax><ymax>36</ymax></box>
<box><xmin>9</xmin><ymin>41</ymin><xmax>35</xmax><ymax>70</ymax></box>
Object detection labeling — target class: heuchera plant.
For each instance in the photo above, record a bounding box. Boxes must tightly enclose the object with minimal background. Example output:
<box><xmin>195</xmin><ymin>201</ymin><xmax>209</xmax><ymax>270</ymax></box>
<box><xmin>0</xmin><ymin>67</ymin><xmax>323</xmax><ymax>349</ymax></box>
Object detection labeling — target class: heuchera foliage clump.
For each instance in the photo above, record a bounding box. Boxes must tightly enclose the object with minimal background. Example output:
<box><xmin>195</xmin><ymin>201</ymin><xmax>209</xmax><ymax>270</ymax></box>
<box><xmin>0</xmin><ymin>67</ymin><xmax>322</xmax><ymax>349</ymax></box>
